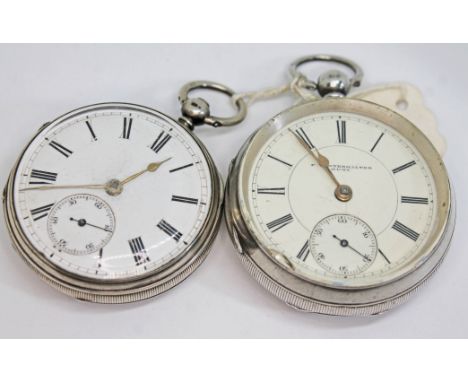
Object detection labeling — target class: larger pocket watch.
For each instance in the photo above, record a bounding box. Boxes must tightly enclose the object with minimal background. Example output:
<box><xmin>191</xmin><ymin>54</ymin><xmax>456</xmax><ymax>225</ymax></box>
<box><xmin>3</xmin><ymin>81</ymin><xmax>246</xmax><ymax>303</ymax></box>
<box><xmin>225</xmin><ymin>55</ymin><xmax>455</xmax><ymax>316</ymax></box>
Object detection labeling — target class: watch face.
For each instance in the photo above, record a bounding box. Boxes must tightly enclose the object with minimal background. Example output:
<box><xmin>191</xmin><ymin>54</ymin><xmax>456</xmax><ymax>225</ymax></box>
<box><xmin>12</xmin><ymin>104</ymin><xmax>213</xmax><ymax>281</ymax></box>
<box><xmin>242</xmin><ymin>111</ymin><xmax>440</xmax><ymax>288</ymax></box>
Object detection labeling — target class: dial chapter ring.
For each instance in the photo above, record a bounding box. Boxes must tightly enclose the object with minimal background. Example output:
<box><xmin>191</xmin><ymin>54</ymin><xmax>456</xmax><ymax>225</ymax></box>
<box><xmin>3</xmin><ymin>102</ymin><xmax>224</xmax><ymax>303</ymax></box>
<box><xmin>225</xmin><ymin>97</ymin><xmax>454</xmax><ymax>315</ymax></box>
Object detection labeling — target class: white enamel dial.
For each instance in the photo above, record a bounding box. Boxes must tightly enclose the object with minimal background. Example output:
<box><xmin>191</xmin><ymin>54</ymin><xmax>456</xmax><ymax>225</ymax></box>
<box><xmin>13</xmin><ymin>105</ymin><xmax>212</xmax><ymax>281</ymax></box>
<box><xmin>244</xmin><ymin>112</ymin><xmax>437</xmax><ymax>288</ymax></box>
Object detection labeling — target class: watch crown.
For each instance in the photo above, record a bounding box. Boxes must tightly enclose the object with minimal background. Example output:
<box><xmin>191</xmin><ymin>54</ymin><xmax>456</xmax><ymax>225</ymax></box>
<box><xmin>317</xmin><ymin>69</ymin><xmax>350</xmax><ymax>97</ymax></box>
<box><xmin>180</xmin><ymin>97</ymin><xmax>210</xmax><ymax>123</ymax></box>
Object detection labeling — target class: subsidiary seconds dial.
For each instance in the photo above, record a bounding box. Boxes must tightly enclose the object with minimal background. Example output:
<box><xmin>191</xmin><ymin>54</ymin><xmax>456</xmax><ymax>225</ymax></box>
<box><xmin>47</xmin><ymin>194</ymin><xmax>115</xmax><ymax>256</ymax></box>
<box><xmin>309</xmin><ymin>214</ymin><xmax>378</xmax><ymax>277</ymax></box>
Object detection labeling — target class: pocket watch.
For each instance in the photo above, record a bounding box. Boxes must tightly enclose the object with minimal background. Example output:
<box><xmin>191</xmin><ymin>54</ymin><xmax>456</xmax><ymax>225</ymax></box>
<box><xmin>3</xmin><ymin>81</ymin><xmax>246</xmax><ymax>303</ymax></box>
<box><xmin>225</xmin><ymin>55</ymin><xmax>455</xmax><ymax>316</ymax></box>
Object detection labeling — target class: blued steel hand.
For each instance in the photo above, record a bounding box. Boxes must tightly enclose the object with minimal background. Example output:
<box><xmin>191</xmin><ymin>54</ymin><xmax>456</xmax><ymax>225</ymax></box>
<box><xmin>69</xmin><ymin>217</ymin><xmax>112</xmax><ymax>233</ymax></box>
<box><xmin>332</xmin><ymin>234</ymin><xmax>371</xmax><ymax>262</ymax></box>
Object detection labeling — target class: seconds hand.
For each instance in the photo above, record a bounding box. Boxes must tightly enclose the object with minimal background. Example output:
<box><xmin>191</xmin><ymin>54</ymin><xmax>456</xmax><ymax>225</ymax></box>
<box><xmin>332</xmin><ymin>234</ymin><xmax>371</xmax><ymax>262</ymax></box>
<box><xmin>69</xmin><ymin>217</ymin><xmax>112</xmax><ymax>233</ymax></box>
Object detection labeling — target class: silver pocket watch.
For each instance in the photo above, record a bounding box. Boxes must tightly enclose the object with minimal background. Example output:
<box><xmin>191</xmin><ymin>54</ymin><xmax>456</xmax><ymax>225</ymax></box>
<box><xmin>224</xmin><ymin>55</ymin><xmax>455</xmax><ymax>316</ymax></box>
<box><xmin>3</xmin><ymin>82</ymin><xmax>246</xmax><ymax>303</ymax></box>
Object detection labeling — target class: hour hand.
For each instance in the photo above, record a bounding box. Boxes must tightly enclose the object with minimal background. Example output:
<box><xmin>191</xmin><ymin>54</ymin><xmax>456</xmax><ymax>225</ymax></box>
<box><xmin>120</xmin><ymin>157</ymin><xmax>172</xmax><ymax>186</ymax></box>
<box><xmin>289</xmin><ymin>128</ymin><xmax>352</xmax><ymax>202</ymax></box>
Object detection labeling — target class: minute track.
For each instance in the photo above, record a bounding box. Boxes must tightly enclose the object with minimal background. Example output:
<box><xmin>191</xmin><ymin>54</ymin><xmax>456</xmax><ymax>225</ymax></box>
<box><xmin>244</xmin><ymin>109</ymin><xmax>438</xmax><ymax>291</ymax></box>
<box><xmin>7</xmin><ymin>102</ymin><xmax>219</xmax><ymax>298</ymax></box>
<box><xmin>224</xmin><ymin>56</ymin><xmax>453</xmax><ymax>315</ymax></box>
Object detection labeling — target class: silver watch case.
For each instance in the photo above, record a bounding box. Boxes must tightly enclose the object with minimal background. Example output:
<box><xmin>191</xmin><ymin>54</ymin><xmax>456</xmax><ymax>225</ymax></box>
<box><xmin>3</xmin><ymin>102</ymin><xmax>224</xmax><ymax>304</ymax></box>
<box><xmin>224</xmin><ymin>98</ymin><xmax>455</xmax><ymax>316</ymax></box>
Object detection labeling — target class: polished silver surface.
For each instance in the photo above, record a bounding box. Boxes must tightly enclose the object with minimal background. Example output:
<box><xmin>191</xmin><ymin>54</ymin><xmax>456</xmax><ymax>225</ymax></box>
<box><xmin>3</xmin><ymin>102</ymin><xmax>224</xmax><ymax>303</ymax></box>
<box><xmin>289</xmin><ymin>54</ymin><xmax>363</xmax><ymax>97</ymax></box>
<box><xmin>224</xmin><ymin>97</ymin><xmax>455</xmax><ymax>316</ymax></box>
<box><xmin>178</xmin><ymin>80</ymin><xmax>247</xmax><ymax>130</ymax></box>
<box><xmin>317</xmin><ymin>69</ymin><xmax>349</xmax><ymax>98</ymax></box>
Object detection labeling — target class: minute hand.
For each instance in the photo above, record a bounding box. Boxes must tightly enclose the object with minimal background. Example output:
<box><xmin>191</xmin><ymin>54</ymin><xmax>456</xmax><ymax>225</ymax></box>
<box><xmin>289</xmin><ymin>128</ymin><xmax>352</xmax><ymax>202</ymax></box>
<box><xmin>20</xmin><ymin>183</ymin><xmax>105</xmax><ymax>192</ymax></box>
<box><xmin>20</xmin><ymin>157</ymin><xmax>172</xmax><ymax>192</ymax></box>
<box><xmin>290</xmin><ymin>128</ymin><xmax>340</xmax><ymax>188</ymax></box>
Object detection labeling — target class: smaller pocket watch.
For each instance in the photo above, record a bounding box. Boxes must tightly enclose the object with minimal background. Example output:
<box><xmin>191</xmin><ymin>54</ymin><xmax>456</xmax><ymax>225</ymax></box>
<box><xmin>225</xmin><ymin>55</ymin><xmax>455</xmax><ymax>316</ymax></box>
<box><xmin>3</xmin><ymin>81</ymin><xmax>246</xmax><ymax>303</ymax></box>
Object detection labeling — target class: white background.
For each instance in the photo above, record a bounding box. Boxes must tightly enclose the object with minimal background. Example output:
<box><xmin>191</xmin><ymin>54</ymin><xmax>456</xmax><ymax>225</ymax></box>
<box><xmin>0</xmin><ymin>44</ymin><xmax>467</xmax><ymax>338</ymax></box>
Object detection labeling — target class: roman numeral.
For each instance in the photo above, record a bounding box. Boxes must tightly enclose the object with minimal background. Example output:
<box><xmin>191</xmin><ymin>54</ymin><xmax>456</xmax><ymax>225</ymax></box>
<box><xmin>30</xmin><ymin>202</ymin><xmax>54</xmax><ymax>221</ymax></box>
<box><xmin>169</xmin><ymin>163</ymin><xmax>194</xmax><ymax>173</ymax></box>
<box><xmin>392</xmin><ymin>160</ymin><xmax>416</xmax><ymax>174</ymax></box>
<box><xmin>378</xmin><ymin>249</ymin><xmax>391</xmax><ymax>264</ymax></box>
<box><xmin>257</xmin><ymin>187</ymin><xmax>286</xmax><ymax>195</ymax></box>
<box><xmin>337</xmin><ymin>120</ymin><xmax>346</xmax><ymax>143</ymax></box>
<box><xmin>150</xmin><ymin>131</ymin><xmax>172</xmax><ymax>153</ymax></box>
<box><xmin>295</xmin><ymin>127</ymin><xmax>314</xmax><ymax>149</ymax></box>
<box><xmin>401</xmin><ymin>196</ymin><xmax>429</xmax><ymax>205</ymax></box>
<box><xmin>392</xmin><ymin>220</ymin><xmax>420</xmax><ymax>241</ymax></box>
<box><xmin>98</xmin><ymin>248</ymin><xmax>104</xmax><ymax>268</ymax></box>
<box><xmin>128</xmin><ymin>236</ymin><xmax>150</xmax><ymax>266</ymax></box>
<box><xmin>48</xmin><ymin>140</ymin><xmax>73</xmax><ymax>157</ymax></box>
<box><xmin>267</xmin><ymin>154</ymin><xmax>292</xmax><ymax>168</ymax></box>
<box><xmin>86</xmin><ymin>120</ymin><xmax>97</xmax><ymax>141</ymax></box>
<box><xmin>29</xmin><ymin>169</ymin><xmax>57</xmax><ymax>185</ymax></box>
<box><xmin>370</xmin><ymin>132</ymin><xmax>384</xmax><ymax>152</ymax></box>
<box><xmin>266</xmin><ymin>213</ymin><xmax>293</xmax><ymax>232</ymax></box>
<box><xmin>296</xmin><ymin>241</ymin><xmax>310</xmax><ymax>262</ymax></box>
<box><xmin>122</xmin><ymin>117</ymin><xmax>132</xmax><ymax>139</ymax></box>
<box><xmin>157</xmin><ymin>219</ymin><xmax>183</xmax><ymax>242</ymax></box>
<box><xmin>171</xmin><ymin>195</ymin><xmax>199</xmax><ymax>205</ymax></box>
